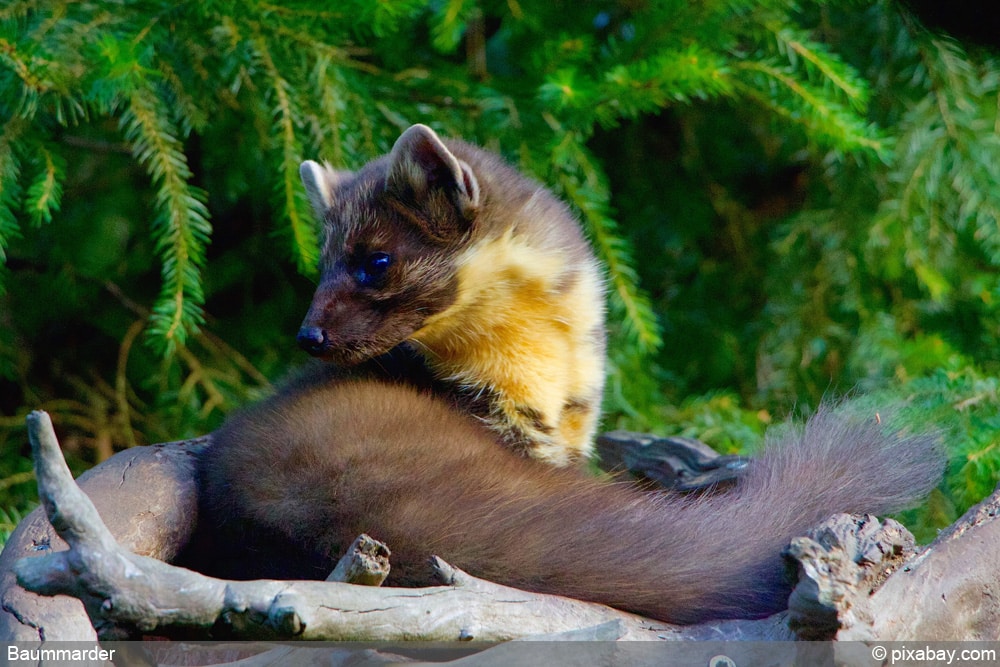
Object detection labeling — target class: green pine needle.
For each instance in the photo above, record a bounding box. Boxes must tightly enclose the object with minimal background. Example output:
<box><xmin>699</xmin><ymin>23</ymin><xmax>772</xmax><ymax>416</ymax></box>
<box><xmin>121</xmin><ymin>85</ymin><xmax>211</xmax><ymax>354</ymax></box>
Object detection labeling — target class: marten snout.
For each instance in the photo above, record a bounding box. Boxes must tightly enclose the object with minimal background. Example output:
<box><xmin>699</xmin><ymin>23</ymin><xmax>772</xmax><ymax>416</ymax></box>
<box><xmin>297</xmin><ymin>326</ymin><xmax>327</xmax><ymax>356</ymax></box>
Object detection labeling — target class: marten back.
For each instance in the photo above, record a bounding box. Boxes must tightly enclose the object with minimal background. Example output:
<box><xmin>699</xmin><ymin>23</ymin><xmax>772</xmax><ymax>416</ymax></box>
<box><xmin>199</xmin><ymin>377</ymin><xmax>942</xmax><ymax>624</ymax></box>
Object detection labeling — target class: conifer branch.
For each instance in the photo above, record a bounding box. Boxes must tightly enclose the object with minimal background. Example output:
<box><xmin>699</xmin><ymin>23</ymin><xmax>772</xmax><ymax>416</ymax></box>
<box><xmin>0</xmin><ymin>117</ymin><xmax>26</xmax><ymax>272</ymax></box>
<box><xmin>548</xmin><ymin>131</ymin><xmax>662</xmax><ymax>353</ymax></box>
<box><xmin>431</xmin><ymin>0</ymin><xmax>472</xmax><ymax>52</ymax></box>
<box><xmin>591</xmin><ymin>46</ymin><xmax>733</xmax><ymax>123</ymax></box>
<box><xmin>253</xmin><ymin>34</ymin><xmax>319</xmax><ymax>276</ymax></box>
<box><xmin>264</xmin><ymin>26</ymin><xmax>379</xmax><ymax>75</ymax></box>
<box><xmin>24</xmin><ymin>144</ymin><xmax>63</xmax><ymax>226</ymax></box>
<box><xmin>734</xmin><ymin>61</ymin><xmax>885</xmax><ymax>154</ymax></box>
<box><xmin>0</xmin><ymin>36</ymin><xmax>48</xmax><ymax>102</ymax></box>
<box><xmin>579</xmin><ymin>194</ymin><xmax>663</xmax><ymax>353</ymax></box>
<box><xmin>875</xmin><ymin>31</ymin><xmax>1000</xmax><ymax>287</ymax></box>
<box><xmin>155</xmin><ymin>56</ymin><xmax>210</xmax><ymax>136</ymax></box>
<box><xmin>122</xmin><ymin>83</ymin><xmax>211</xmax><ymax>353</ymax></box>
<box><xmin>766</xmin><ymin>24</ymin><xmax>869</xmax><ymax>109</ymax></box>
<box><xmin>307</xmin><ymin>52</ymin><xmax>346</xmax><ymax>167</ymax></box>
<box><xmin>0</xmin><ymin>1</ymin><xmax>40</xmax><ymax>23</ymax></box>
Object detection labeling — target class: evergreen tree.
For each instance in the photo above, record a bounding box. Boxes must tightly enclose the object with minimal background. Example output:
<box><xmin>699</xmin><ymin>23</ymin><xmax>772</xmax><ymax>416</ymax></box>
<box><xmin>1</xmin><ymin>0</ymin><xmax>998</xmax><ymax>540</ymax></box>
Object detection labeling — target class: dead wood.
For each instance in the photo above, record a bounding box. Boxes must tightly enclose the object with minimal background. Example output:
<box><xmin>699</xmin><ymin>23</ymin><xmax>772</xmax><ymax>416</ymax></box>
<box><xmin>837</xmin><ymin>485</ymin><xmax>1000</xmax><ymax>640</ymax></box>
<box><xmin>0</xmin><ymin>426</ymin><xmax>208</xmax><ymax>641</ymax></box>
<box><xmin>325</xmin><ymin>534</ymin><xmax>391</xmax><ymax>585</ymax></box>
<box><xmin>596</xmin><ymin>430</ymin><xmax>750</xmax><ymax>492</ymax></box>
<box><xmin>781</xmin><ymin>483</ymin><xmax>1000</xmax><ymax>641</ymax></box>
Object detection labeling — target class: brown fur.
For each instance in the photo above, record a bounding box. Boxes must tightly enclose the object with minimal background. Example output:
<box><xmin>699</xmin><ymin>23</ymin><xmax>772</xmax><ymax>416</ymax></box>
<box><xmin>198</xmin><ymin>377</ymin><xmax>942</xmax><ymax>624</ymax></box>
<box><xmin>297</xmin><ymin>125</ymin><xmax>604</xmax><ymax>464</ymax></box>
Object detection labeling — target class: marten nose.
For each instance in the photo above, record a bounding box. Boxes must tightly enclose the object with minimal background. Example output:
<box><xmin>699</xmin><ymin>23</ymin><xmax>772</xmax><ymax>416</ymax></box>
<box><xmin>297</xmin><ymin>326</ymin><xmax>327</xmax><ymax>355</ymax></box>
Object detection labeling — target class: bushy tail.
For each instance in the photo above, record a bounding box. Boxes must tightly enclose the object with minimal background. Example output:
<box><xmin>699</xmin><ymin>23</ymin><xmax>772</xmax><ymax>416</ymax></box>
<box><xmin>555</xmin><ymin>403</ymin><xmax>945</xmax><ymax>623</ymax></box>
<box><xmin>745</xmin><ymin>404</ymin><xmax>944</xmax><ymax>521</ymax></box>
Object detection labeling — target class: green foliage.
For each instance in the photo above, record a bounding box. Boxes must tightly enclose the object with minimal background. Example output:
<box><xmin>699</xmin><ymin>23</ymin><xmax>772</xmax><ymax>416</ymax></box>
<box><xmin>884</xmin><ymin>366</ymin><xmax>1000</xmax><ymax>542</ymax></box>
<box><xmin>2</xmin><ymin>0</ymin><xmax>1000</xmax><ymax>543</ymax></box>
<box><xmin>0</xmin><ymin>504</ymin><xmax>28</xmax><ymax>547</ymax></box>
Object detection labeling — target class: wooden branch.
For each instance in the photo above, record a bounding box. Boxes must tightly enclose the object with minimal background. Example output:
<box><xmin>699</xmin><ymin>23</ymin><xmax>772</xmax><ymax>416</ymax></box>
<box><xmin>785</xmin><ymin>513</ymin><xmax>921</xmax><ymax>640</ymax></box>
<box><xmin>596</xmin><ymin>430</ymin><xmax>749</xmax><ymax>492</ymax></box>
<box><xmin>325</xmin><ymin>534</ymin><xmax>391</xmax><ymax>585</ymax></box>
<box><xmin>838</xmin><ymin>482</ymin><xmax>1000</xmax><ymax>640</ymax></box>
<box><xmin>0</xmin><ymin>422</ymin><xmax>208</xmax><ymax>641</ymax></box>
<box><xmin>781</xmin><ymin>482</ymin><xmax>1000</xmax><ymax>641</ymax></box>
<box><xmin>8</xmin><ymin>410</ymin><xmax>792</xmax><ymax>642</ymax></box>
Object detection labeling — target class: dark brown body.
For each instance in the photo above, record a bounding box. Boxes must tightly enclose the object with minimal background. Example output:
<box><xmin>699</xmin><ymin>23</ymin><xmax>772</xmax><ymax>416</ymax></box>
<box><xmin>199</xmin><ymin>374</ymin><xmax>942</xmax><ymax>624</ymax></box>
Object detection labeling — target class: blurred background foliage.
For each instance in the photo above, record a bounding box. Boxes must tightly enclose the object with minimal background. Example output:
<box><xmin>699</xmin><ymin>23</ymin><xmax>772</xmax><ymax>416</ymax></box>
<box><xmin>2</xmin><ymin>0</ymin><xmax>999</xmax><ymax>544</ymax></box>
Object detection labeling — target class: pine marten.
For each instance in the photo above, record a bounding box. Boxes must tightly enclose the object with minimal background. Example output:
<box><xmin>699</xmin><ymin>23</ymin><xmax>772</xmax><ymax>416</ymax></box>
<box><xmin>197</xmin><ymin>125</ymin><xmax>943</xmax><ymax>624</ymax></box>
<box><xmin>293</xmin><ymin>124</ymin><xmax>605</xmax><ymax>465</ymax></box>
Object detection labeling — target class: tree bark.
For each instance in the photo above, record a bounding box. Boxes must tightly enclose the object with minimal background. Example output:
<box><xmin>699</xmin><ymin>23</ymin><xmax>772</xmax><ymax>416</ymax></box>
<box><xmin>836</xmin><ymin>486</ymin><xmax>1000</xmax><ymax>640</ymax></box>
<box><xmin>325</xmin><ymin>534</ymin><xmax>391</xmax><ymax>585</ymax></box>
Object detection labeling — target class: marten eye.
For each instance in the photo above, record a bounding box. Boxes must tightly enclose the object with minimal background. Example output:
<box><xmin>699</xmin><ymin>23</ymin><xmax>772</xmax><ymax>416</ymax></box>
<box><xmin>355</xmin><ymin>251</ymin><xmax>392</xmax><ymax>287</ymax></box>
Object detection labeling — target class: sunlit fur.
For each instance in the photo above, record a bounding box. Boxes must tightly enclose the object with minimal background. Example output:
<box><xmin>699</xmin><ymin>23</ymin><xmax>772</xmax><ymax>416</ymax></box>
<box><xmin>412</xmin><ymin>229</ymin><xmax>604</xmax><ymax>463</ymax></box>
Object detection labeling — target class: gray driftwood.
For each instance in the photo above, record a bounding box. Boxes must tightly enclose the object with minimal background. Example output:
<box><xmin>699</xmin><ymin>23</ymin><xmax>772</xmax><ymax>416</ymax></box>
<box><xmin>0</xmin><ymin>426</ymin><xmax>209</xmax><ymax>641</ymax></box>
<box><xmin>837</xmin><ymin>488</ymin><xmax>1000</xmax><ymax>640</ymax></box>
<box><xmin>596</xmin><ymin>430</ymin><xmax>750</xmax><ymax>491</ymax></box>
<box><xmin>784</xmin><ymin>485</ymin><xmax>1000</xmax><ymax>641</ymax></box>
<box><xmin>325</xmin><ymin>534</ymin><xmax>391</xmax><ymax>585</ymax></box>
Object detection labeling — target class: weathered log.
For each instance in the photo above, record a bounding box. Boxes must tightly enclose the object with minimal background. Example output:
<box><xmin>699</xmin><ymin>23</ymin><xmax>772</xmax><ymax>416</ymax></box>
<box><xmin>781</xmin><ymin>482</ymin><xmax>1000</xmax><ymax>641</ymax></box>
<box><xmin>596</xmin><ymin>430</ymin><xmax>750</xmax><ymax>491</ymax></box>
<box><xmin>786</xmin><ymin>513</ymin><xmax>922</xmax><ymax>640</ymax></box>
<box><xmin>839</xmin><ymin>483</ymin><xmax>1000</xmax><ymax>640</ymax></box>
<box><xmin>0</xmin><ymin>425</ymin><xmax>208</xmax><ymax>641</ymax></box>
<box><xmin>325</xmin><ymin>534</ymin><xmax>391</xmax><ymax>585</ymax></box>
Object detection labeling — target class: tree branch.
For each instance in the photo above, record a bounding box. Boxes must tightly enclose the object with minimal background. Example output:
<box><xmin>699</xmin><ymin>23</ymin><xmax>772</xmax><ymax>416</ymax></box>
<box><xmin>325</xmin><ymin>534</ymin><xmax>391</xmax><ymax>585</ymax></box>
<box><xmin>838</xmin><ymin>481</ymin><xmax>1000</xmax><ymax>640</ymax></box>
<box><xmin>784</xmin><ymin>478</ymin><xmax>1000</xmax><ymax>641</ymax></box>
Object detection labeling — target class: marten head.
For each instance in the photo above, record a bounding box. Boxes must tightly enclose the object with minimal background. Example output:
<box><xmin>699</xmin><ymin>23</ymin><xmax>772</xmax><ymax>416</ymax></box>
<box><xmin>296</xmin><ymin>124</ymin><xmax>481</xmax><ymax>365</ymax></box>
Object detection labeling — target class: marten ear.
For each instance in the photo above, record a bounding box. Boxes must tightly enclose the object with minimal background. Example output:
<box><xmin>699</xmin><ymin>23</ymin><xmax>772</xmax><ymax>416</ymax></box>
<box><xmin>299</xmin><ymin>160</ymin><xmax>347</xmax><ymax>221</ymax></box>
<box><xmin>386</xmin><ymin>124</ymin><xmax>480</xmax><ymax>235</ymax></box>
